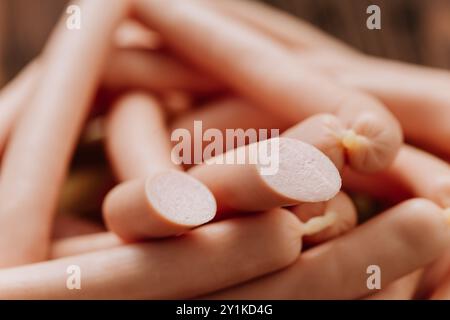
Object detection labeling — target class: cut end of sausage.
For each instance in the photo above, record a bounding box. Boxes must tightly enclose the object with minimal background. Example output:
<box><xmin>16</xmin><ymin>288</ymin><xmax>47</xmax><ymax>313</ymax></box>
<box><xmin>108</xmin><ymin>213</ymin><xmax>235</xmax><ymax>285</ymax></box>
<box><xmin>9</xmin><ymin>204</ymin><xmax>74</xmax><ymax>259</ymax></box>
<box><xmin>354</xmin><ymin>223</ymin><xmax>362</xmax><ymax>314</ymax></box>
<box><xmin>260</xmin><ymin>138</ymin><xmax>341</xmax><ymax>202</ymax></box>
<box><xmin>145</xmin><ymin>170</ymin><xmax>217</xmax><ymax>227</ymax></box>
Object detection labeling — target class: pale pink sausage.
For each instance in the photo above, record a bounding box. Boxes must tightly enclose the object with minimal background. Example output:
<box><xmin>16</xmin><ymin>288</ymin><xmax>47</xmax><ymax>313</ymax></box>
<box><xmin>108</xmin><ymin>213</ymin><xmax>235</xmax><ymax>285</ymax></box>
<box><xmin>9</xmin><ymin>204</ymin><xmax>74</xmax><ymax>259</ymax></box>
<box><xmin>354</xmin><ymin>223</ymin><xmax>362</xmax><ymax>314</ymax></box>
<box><xmin>0</xmin><ymin>61</ymin><xmax>38</xmax><ymax>155</ymax></box>
<box><xmin>173</xmin><ymin>99</ymin><xmax>398</xmax><ymax>173</ymax></box>
<box><xmin>327</xmin><ymin>56</ymin><xmax>450</xmax><ymax>158</ymax></box>
<box><xmin>134</xmin><ymin>0</ymin><xmax>403</xmax><ymax>173</ymax></box>
<box><xmin>0</xmin><ymin>0</ymin><xmax>130</xmax><ymax>267</ymax></box>
<box><xmin>105</xmin><ymin>92</ymin><xmax>177</xmax><ymax>181</ymax></box>
<box><xmin>103</xmin><ymin>49</ymin><xmax>220</xmax><ymax>94</ymax></box>
<box><xmin>188</xmin><ymin>138</ymin><xmax>341</xmax><ymax>215</ymax></box>
<box><xmin>0</xmin><ymin>52</ymin><xmax>218</xmax><ymax>160</ymax></box>
<box><xmin>114</xmin><ymin>19</ymin><xmax>162</xmax><ymax>50</ymax></box>
<box><xmin>382</xmin><ymin>145</ymin><xmax>450</xmax><ymax>208</ymax></box>
<box><xmin>170</xmin><ymin>96</ymin><xmax>289</xmax><ymax>168</ymax></box>
<box><xmin>0</xmin><ymin>209</ymin><xmax>302</xmax><ymax>299</ymax></box>
<box><xmin>55</xmin><ymin>138</ymin><xmax>341</xmax><ymax>251</ymax></box>
<box><xmin>161</xmin><ymin>90</ymin><xmax>193</xmax><ymax>118</ymax></box>
<box><xmin>103</xmin><ymin>170</ymin><xmax>216</xmax><ymax>241</ymax></box>
<box><xmin>205</xmin><ymin>199</ymin><xmax>450</xmax><ymax>299</ymax></box>
<box><xmin>51</xmin><ymin>232</ymin><xmax>121</xmax><ymax>259</ymax></box>
<box><xmin>211</xmin><ymin>0</ymin><xmax>450</xmax><ymax>158</ymax></box>
<box><xmin>282</xmin><ymin>114</ymin><xmax>346</xmax><ymax>172</ymax></box>
<box><xmin>51</xmin><ymin>199</ymin><xmax>351</xmax><ymax>258</ymax></box>
<box><xmin>285</xmin><ymin>112</ymin><xmax>396</xmax><ymax>175</ymax></box>
<box><xmin>170</xmin><ymin>96</ymin><xmax>290</xmax><ymax>142</ymax></box>
<box><xmin>104</xmin><ymin>91</ymin><xmax>216</xmax><ymax>239</ymax></box>
<box><xmin>365</xmin><ymin>271</ymin><xmax>423</xmax><ymax>300</ymax></box>
<box><xmin>292</xmin><ymin>191</ymin><xmax>357</xmax><ymax>245</ymax></box>
<box><xmin>415</xmin><ymin>247</ymin><xmax>450</xmax><ymax>299</ymax></box>
<box><xmin>343</xmin><ymin>145</ymin><xmax>450</xmax><ymax>208</ymax></box>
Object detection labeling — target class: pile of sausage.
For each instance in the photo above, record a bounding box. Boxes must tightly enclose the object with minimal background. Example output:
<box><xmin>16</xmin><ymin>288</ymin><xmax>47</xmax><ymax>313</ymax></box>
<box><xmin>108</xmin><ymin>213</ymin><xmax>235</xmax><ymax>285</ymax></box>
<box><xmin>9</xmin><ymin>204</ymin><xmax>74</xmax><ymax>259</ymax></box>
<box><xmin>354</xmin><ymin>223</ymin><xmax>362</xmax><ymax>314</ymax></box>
<box><xmin>0</xmin><ymin>0</ymin><xmax>450</xmax><ymax>300</ymax></box>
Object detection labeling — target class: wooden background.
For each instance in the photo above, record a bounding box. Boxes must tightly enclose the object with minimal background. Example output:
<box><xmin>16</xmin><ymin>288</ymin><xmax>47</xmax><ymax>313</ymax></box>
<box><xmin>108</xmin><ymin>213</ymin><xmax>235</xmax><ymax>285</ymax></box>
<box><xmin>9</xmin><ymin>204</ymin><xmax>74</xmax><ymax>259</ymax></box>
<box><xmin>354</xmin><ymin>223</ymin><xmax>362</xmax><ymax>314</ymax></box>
<box><xmin>1</xmin><ymin>0</ymin><xmax>450</xmax><ymax>86</ymax></box>
<box><xmin>265</xmin><ymin>0</ymin><xmax>450</xmax><ymax>68</ymax></box>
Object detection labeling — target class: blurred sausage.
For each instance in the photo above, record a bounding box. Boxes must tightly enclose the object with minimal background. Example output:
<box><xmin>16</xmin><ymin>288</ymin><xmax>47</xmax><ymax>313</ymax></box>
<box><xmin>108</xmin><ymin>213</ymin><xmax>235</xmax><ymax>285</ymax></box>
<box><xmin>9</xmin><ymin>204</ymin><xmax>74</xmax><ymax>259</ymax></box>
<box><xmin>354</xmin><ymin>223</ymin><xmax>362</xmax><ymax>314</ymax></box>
<box><xmin>188</xmin><ymin>138</ymin><xmax>341</xmax><ymax>216</ymax></box>
<box><xmin>104</xmin><ymin>92</ymin><xmax>216</xmax><ymax>240</ymax></box>
<box><xmin>205</xmin><ymin>199</ymin><xmax>450</xmax><ymax>299</ymax></box>
<box><xmin>0</xmin><ymin>0</ymin><xmax>130</xmax><ymax>267</ymax></box>
<box><xmin>135</xmin><ymin>0</ymin><xmax>402</xmax><ymax>173</ymax></box>
<box><xmin>1</xmin><ymin>209</ymin><xmax>303</xmax><ymax>299</ymax></box>
<box><xmin>292</xmin><ymin>191</ymin><xmax>357</xmax><ymax>245</ymax></box>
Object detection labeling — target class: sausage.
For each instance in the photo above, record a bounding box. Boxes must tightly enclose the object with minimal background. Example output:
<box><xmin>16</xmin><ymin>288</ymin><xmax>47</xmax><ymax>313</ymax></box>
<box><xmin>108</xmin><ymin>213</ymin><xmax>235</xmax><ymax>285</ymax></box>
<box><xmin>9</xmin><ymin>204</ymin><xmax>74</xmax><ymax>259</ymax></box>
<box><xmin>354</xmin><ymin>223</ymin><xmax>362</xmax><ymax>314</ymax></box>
<box><xmin>0</xmin><ymin>50</ymin><xmax>219</xmax><ymax>162</ymax></box>
<box><xmin>104</xmin><ymin>91</ymin><xmax>216</xmax><ymax>240</ymax></box>
<box><xmin>114</xmin><ymin>19</ymin><xmax>162</xmax><ymax>50</ymax></box>
<box><xmin>103</xmin><ymin>48</ymin><xmax>220</xmax><ymax>94</ymax></box>
<box><xmin>107</xmin><ymin>92</ymin><xmax>341</xmax><ymax>217</ymax></box>
<box><xmin>170</xmin><ymin>96</ymin><xmax>290</xmax><ymax>145</ymax></box>
<box><xmin>51</xmin><ymin>232</ymin><xmax>121</xmax><ymax>259</ymax></box>
<box><xmin>415</xmin><ymin>247</ymin><xmax>450</xmax><ymax>299</ymax></box>
<box><xmin>344</xmin><ymin>145</ymin><xmax>450</xmax><ymax>208</ymax></box>
<box><xmin>209</xmin><ymin>0</ymin><xmax>450</xmax><ymax>158</ymax></box>
<box><xmin>103</xmin><ymin>170</ymin><xmax>216</xmax><ymax>241</ymax></box>
<box><xmin>383</xmin><ymin>146</ymin><xmax>450</xmax><ymax>207</ymax></box>
<box><xmin>173</xmin><ymin>100</ymin><xmax>392</xmax><ymax>173</ymax></box>
<box><xmin>292</xmin><ymin>191</ymin><xmax>357</xmax><ymax>245</ymax></box>
<box><xmin>173</xmin><ymin>100</ymin><xmax>399</xmax><ymax>173</ymax></box>
<box><xmin>170</xmin><ymin>96</ymin><xmax>290</xmax><ymax>168</ymax></box>
<box><xmin>322</xmin><ymin>56</ymin><xmax>450</xmax><ymax>158</ymax></box>
<box><xmin>0</xmin><ymin>0</ymin><xmax>130</xmax><ymax>267</ymax></box>
<box><xmin>364</xmin><ymin>270</ymin><xmax>423</xmax><ymax>300</ymax></box>
<box><xmin>161</xmin><ymin>90</ymin><xmax>193</xmax><ymax>117</ymax></box>
<box><xmin>285</xmin><ymin>113</ymin><xmax>396</xmax><ymax>176</ymax></box>
<box><xmin>105</xmin><ymin>92</ymin><xmax>178</xmax><ymax>180</ymax></box>
<box><xmin>205</xmin><ymin>199</ymin><xmax>450</xmax><ymax>299</ymax></box>
<box><xmin>53</xmin><ymin>193</ymin><xmax>354</xmax><ymax>257</ymax></box>
<box><xmin>134</xmin><ymin>0</ymin><xmax>403</xmax><ymax>173</ymax></box>
<box><xmin>282</xmin><ymin>114</ymin><xmax>346</xmax><ymax>172</ymax></box>
<box><xmin>0</xmin><ymin>61</ymin><xmax>38</xmax><ymax>155</ymax></box>
<box><xmin>188</xmin><ymin>137</ymin><xmax>341</xmax><ymax>215</ymax></box>
<box><xmin>0</xmin><ymin>209</ymin><xmax>303</xmax><ymax>299</ymax></box>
